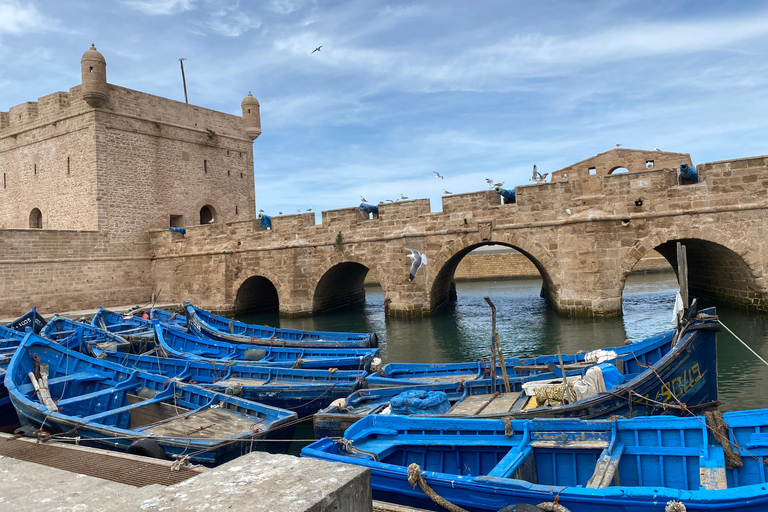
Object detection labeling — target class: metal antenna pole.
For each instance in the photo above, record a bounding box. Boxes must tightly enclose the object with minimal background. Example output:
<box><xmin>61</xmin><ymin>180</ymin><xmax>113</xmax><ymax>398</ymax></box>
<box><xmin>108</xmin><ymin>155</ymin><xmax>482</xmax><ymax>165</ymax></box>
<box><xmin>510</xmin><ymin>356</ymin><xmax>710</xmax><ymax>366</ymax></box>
<box><xmin>179</xmin><ymin>58</ymin><xmax>188</xmax><ymax>104</ymax></box>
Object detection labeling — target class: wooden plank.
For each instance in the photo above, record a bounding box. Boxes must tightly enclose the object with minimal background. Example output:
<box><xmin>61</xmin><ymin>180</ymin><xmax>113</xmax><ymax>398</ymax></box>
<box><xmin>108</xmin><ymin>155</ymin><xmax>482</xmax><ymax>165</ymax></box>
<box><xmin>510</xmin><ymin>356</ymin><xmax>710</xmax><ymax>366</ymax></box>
<box><xmin>510</xmin><ymin>395</ymin><xmax>529</xmax><ymax>411</ymax></box>
<box><xmin>127</xmin><ymin>394</ymin><xmax>190</xmax><ymax>429</ymax></box>
<box><xmin>447</xmin><ymin>395</ymin><xmax>495</xmax><ymax>415</ymax></box>
<box><xmin>511</xmin><ymin>363</ymin><xmax>589</xmax><ymax>372</ymax></box>
<box><xmin>143</xmin><ymin>407</ymin><xmax>266</xmax><ymax>439</ymax></box>
<box><xmin>530</xmin><ymin>440</ymin><xmax>608</xmax><ymax>449</ymax></box>
<box><xmin>215</xmin><ymin>378</ymin><xmax>267</xmax><ymax>386</ymax></box>
<box><xmin>406</xmin><ymin>373</ymin><xmax>478</xmax><ymax>383</ymax></box>
<box><xmin>700</xmin><ymin>467</ymin><xmax>727</xmax><ymax>490</ymax></box>
<box><xmin>479</xmin><ymin>394</ymin><xmax>519</xmax><ymax>415</ymax></box>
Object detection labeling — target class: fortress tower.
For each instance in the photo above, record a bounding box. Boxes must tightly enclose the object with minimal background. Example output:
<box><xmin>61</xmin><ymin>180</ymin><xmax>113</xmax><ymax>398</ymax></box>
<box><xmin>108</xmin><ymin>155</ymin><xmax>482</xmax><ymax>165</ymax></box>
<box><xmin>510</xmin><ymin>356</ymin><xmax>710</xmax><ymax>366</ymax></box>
<box><xmin>0</xmin><ymin>46</ymin><xmax>262</xmax><ymax>315</ymax></box>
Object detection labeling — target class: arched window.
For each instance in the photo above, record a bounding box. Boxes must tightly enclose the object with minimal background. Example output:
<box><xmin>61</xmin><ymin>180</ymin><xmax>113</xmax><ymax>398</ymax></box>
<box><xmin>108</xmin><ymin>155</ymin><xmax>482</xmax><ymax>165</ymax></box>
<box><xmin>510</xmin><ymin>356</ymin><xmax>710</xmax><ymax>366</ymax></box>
<box><xmin>29</xmin><ymin>208</ymin><xmax>42</xmax><ymax>229</ymax></box>
<box><xmin>610</xmin><ymin>167</ymin><xmax>629</xmax><ymax>174</ymax></box>
<box><xmin>200</xmin><ymin>205</ymin><xmax>216</xmax><ymax>225</ymax></box>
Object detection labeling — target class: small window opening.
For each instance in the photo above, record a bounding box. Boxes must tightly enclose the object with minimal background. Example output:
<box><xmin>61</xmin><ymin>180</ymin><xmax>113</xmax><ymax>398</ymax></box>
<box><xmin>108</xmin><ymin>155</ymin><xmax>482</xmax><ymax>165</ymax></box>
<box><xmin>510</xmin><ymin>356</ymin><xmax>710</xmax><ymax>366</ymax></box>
<box><xmin>204</xmin><ymin>160</ymin><xmax>208</xmax><ymax>173</ymax></box>
<box><xmin>240</xmin><ymin>172</ymin><xmax>244</xmax><ymax>179</ymax></box>
<box><xmin>227</xmin><ymin>170</ymin><xmax>230</xmax><ymax>176</ymax></box>
<box><xmin>227</xmin><ymin>150</ymin><xmax>230</xmax><ymax>155</ymax></box>
<box><xmin>240</xmin><ymin>152</ymin><xmax>243</xmax><ymax>158</ymax></box>
<box><xmin>248</xmin><ymin>109</ymin><xmax>251</xmax><ymax>113</ymax></box>
<box><xmin>588</xmin><ymin>167</ymin><xmax>596</xmax><ymax>175</ymax></box>
<box><xmin>646</xmin><ymin>160</ymin><xmax>654</xmax><ymax>168</ymax></box>
<box><xmin>67</xmin><ymin>157</ymin><xmax>70</xmax><ymax>175</ymax></box>
<box><xmin>235</xmin><ymin>205</ymin><xmax>239</xmax><ymax>215</ymax></box>
<box><xmin>89</xmin><ymin>66</ymin><xmax>93</xmax><ymax>73</ymax></box>
<box><xmin>29</xmin><ymin>208</ymin><xmax>42</xmax><ymax>229</ymax></box>
<box><xmin>34</xmin><ymin>164</ymin><xmax>37</xmax><ymax>175</ymax></box>
<box><xmin>170</xmin><ymin>215</ymin><xmax>184</xmax><ymax>228</ymax></box>
<box><xmin>3</xmin><ymin>173</ymin><xmax>6</xmax><ymax>189</ymax></box>
<box><xmin>200</xmin><ymin>205</ymin><xmax>216</xmax><ymax>225</ymax></box>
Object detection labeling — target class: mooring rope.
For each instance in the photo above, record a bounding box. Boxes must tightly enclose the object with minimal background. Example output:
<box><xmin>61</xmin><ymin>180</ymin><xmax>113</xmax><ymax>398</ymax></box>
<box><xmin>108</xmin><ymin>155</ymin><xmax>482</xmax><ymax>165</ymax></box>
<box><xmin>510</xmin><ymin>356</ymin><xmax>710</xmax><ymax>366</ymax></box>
<box><xmin>406</xmin><ymin>463</ymin><xmax>469</xmax><ymax>512</ymax></box>
<box><xmin>717</xmin><ymin>320</ymin><xmax>768</xmax><ymax>367</ymax></box>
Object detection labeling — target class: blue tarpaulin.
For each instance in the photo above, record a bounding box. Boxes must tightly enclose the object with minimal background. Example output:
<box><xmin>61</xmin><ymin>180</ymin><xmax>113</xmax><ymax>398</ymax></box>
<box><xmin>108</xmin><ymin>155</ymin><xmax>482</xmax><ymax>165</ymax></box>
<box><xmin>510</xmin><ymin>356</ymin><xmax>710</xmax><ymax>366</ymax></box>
<box><xmin>169</xmin><ymin>227</ymin><xmax>186</xmax><ymax>234</ymax></box>
<box><xmin>258</xmin><ymin>214</ymin><xmax>272</xmax><ymax>229</ymax></box>
<box><xmin>494</xmin><ymin>186</ymin><xmax>516</xmax><ymax>203</ymax></box>
<box><xmin>390</xmin><ymin>389</ymin><xmax>450</xmax><ymax>415</ymax></box>
<box><xmin>679</xmin><ymin>163</ymin><xmax>698</xmax><ymax>183</ymax></box>
<box><xmin>359</xmin><ymin>203</ymin><xmax>379</xmax><ymax>214</ymax></box>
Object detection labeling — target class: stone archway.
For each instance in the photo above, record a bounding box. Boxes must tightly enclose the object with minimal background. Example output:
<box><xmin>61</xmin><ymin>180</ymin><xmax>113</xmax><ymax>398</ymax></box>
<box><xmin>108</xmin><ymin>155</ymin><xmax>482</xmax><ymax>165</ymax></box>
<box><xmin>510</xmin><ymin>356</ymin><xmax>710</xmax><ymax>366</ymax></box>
<box><xmin>234</xmin><ymin>275</ymin><xmax>279</xmax><ymax>315</ymax></box>
<box><xmin>429</xmin><ymin>236</ymin><xmax>556</xmax><ymax>312</ymax></box>
<box><xmin>313</xmin><ymin>261</ymin><xmax>371</xmax><ymax>314</ymax></box>
<box><xmin>620</xmin><ymin>234</ymin><xmax>768</xmax><ymax>312</ymax></box>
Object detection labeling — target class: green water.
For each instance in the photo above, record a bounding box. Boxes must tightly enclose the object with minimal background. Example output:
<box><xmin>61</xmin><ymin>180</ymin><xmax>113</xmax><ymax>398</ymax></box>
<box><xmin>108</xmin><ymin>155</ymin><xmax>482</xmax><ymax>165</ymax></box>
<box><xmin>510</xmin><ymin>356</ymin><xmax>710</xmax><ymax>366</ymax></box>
<box><xmin>240</xmin><ymin>272</ymin><xmax>768</xmax><ymax>414</ymax></box>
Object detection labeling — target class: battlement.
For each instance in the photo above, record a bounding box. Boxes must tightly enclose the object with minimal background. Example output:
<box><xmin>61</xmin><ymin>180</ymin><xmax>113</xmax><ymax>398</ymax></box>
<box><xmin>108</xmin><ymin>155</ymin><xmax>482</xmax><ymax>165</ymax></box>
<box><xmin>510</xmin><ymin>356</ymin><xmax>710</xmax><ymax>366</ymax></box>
<box><xmin>551</xmin><ymin>148</ymin><xmax>692</xmax><ymax>181</ymax></box>
<box><xmin>442</xmin><ymin>190</ymin><xmax>501</xmax><ymax>214</ymax></box>
<box><xmin>0</xmin><ymin>88</ymin><xmax>86</xmax><ymax>137</ymax></box>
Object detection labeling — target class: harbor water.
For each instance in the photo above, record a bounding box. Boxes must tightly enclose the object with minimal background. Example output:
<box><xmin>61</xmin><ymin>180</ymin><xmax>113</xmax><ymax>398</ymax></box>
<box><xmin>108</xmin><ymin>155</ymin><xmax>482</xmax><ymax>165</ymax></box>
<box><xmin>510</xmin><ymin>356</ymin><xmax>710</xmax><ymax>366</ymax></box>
<box><xmin>239</xmin><ymin>272</ymin><xmax>768</xmax><ymax>415</ymax></box>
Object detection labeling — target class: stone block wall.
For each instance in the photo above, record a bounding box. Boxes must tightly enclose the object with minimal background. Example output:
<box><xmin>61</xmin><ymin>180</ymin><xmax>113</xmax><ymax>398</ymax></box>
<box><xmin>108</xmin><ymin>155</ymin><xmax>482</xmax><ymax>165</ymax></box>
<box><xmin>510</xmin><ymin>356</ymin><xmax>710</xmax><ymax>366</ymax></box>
<box><xmin>0</xmin><ymin>229</ymin><xmax>151</xmax><ymax>316</ymax></box>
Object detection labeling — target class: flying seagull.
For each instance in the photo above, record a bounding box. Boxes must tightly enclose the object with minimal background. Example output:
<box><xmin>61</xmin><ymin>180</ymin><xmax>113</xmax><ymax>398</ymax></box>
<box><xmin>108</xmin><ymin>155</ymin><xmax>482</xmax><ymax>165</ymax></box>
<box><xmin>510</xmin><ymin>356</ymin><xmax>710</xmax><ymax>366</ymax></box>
<box><xmin>278</xmin><ymin>211</ymin><xmax>283</xmax><ymax>215</ymax></box>
<box><xmin>406</xmin><ymin>248</ymin><xmax>427</xmax><ymax>281</ymax></box>
<box><xmin>434</xmin><ymin>171</ymin><xmax>444</xmax><ymax>179</ymax></box>
<box><xmin>485</xmin><ymin>178</ymin><xmax>494</xmax><ymax>187</ymax></box>
<box><xmin>258</xmin><ymin>208</ymin><xmax>264</xmax><ymax>213</ymax></box>
<box><xmin>443</xmin><ymin>189</ymin><xmax>452</xmax><ymax>195</ymax></box>
<box><xmin>296</xmin><ymin>208</ymin><xmax>300</xmax><ymax>213</ymax></box>
<box><xmin>361</xmin><ymin>195</ymin><xmax>368</xmax><ymax>202</ymax></box>
<box><xmin>615</xmin><ymin>143</ymin><xmax>622</xmax><ymax>148</ymax></box>
<box><xmin>494</xmin><ymin>181</ymin><xmax>505</xmax><ymax>188</ymax></box>
<box><xmin>311</xmin><ymin>46</ymin><xmax>322</xmax><ymax>54</ymax></box>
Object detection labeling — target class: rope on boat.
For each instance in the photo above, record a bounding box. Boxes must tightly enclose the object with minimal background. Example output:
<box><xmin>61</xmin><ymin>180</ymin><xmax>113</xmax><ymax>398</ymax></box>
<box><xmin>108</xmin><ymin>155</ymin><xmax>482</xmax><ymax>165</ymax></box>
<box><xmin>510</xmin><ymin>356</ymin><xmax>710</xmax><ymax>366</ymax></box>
<box><xmin>406</xmin><ymin>463</ymin><xmax>470</xmax><ymax>512</ymax></box>
<box><xmin>536</xmin><ymin>502</ymin><xmax>572</xmax><ymax>512</ymax></box>
<box><xmin>717</xmin><ymin>320</ymin><xmax>768</xmax><ymax>368</ymax></box>
<box><xmin>337</xmin><ymin>438</ymin><xmax>380</xmax><ymax>462</ymax></box>
<box><xmin>705</xmin><ymin>410</ymin><xmax>743</xmax><ymax>470</ymax></box>
<box><xmin>665</xmin><ymin>501</ymin><xmax>686</xmax><ymax>512</ymax></box>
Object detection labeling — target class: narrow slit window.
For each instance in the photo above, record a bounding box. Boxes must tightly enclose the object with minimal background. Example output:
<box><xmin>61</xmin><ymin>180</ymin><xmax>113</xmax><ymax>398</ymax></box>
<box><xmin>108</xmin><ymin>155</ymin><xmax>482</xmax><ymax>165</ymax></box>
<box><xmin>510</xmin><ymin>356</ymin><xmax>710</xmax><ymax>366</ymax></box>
<box><xmin>67</xmin><ymin>157</ymin><xmax>70</xmax><ymax>175</ymax></box>
<box><xmin>204</xmin><ymin>160</ymin><xmax>208</xmax><ymax>173</ymax></box>
<box><xmin>3</xmin><ymin>173</ymin><xmax>6</xmax><ymax>189</ymax></box>
<box><xmin>235</xmin><ymin>205</ymin><xmax>239</xmax><ymax>215</ymax></box>
<box><xmin>34</xmin><ymin>164</ymin><xmax>37</xmax><ymax>175</ymax></box>
<box><xmin>240</xmin><ymin>172</ymin><xmax>244</xmax><ymax>179</ymax></box>
<box><xmin>227</xmin><ymin>170</ymin><xmax>230</xmax><ymax>176</ymax></box>
<box><xmin>89</xmin><ymin>66</ymin><xmax>93</xmax><ymax>73</ymax></box>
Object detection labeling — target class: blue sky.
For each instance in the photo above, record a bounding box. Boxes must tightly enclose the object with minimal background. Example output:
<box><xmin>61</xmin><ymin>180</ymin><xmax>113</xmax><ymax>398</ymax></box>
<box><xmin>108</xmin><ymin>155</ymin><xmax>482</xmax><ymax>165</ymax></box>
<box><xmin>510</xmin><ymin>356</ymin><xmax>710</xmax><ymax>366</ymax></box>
<box><xmin>1</xmin><ymin>0</ymin><xmax>767</xmax><ymax>218</ymax></box>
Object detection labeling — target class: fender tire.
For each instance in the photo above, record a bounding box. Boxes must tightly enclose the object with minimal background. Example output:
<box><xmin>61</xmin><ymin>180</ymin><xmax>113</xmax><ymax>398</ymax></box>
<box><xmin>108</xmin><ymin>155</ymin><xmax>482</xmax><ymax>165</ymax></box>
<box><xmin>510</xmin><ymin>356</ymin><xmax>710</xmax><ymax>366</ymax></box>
<box><xmin>127</xmin><ymin>438</ymin><xmax>167</xmax><ymax>460</ymax></box>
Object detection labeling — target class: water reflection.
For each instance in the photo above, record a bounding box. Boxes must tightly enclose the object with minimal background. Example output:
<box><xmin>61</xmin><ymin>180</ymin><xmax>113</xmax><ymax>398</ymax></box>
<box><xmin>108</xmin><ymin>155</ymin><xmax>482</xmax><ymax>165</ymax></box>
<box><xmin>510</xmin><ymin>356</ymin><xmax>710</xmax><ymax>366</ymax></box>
<box><xmin>239</xmin><ymin>271</ymin><xmax>768</xmax><ymax>411</ymax></box>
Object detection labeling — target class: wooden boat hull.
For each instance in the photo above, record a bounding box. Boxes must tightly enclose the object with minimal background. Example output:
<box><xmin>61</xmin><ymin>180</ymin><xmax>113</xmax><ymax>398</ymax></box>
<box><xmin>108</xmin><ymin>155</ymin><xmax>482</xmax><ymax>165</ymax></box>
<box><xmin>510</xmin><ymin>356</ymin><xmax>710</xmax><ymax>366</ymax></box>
<box><xmin>99</xmin><ymin>350</ymin><xmax>367</xmax><ymax>418</ymax></box>
<box><xmin>303</xmin><ymin>411</ymin><xmax>768</xmax><ymax>512</ymax></box>
<box><xmin>7</xmin><ymin>334</ymin><xmax>299</xmax><ymax>465</ymax></box>
<box><xmin>157</xmin><ymin>322</ymin><xmax>379</xmax><ymax>371</ymax></box>
<box><xmin>185</xmin><ymin>302</ymin><xmax>377</xmax><ymax>348</ymax></box>
<box><xmin>315</xmin><ymin>311</ymin><xmax>720</xmax><ymax>437</ymax></box>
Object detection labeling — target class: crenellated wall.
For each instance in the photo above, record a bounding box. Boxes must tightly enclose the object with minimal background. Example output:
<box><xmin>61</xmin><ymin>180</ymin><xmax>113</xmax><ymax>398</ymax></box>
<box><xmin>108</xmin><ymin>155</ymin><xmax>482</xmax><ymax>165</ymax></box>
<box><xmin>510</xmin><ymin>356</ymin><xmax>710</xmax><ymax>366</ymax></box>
<box><xmin>149</xmin><ymin>154</ymin><xmax>768</xmax><ymax>318</ymax></box>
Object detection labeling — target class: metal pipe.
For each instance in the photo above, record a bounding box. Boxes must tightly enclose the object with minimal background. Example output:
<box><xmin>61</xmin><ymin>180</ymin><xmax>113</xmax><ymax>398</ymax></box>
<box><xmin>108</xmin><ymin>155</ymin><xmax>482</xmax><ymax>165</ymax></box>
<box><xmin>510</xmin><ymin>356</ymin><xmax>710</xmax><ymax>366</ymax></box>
<box><xmin>179</xmin><ymin>58</ymin><xmax>188</xmax><ymax>104</ymax></box>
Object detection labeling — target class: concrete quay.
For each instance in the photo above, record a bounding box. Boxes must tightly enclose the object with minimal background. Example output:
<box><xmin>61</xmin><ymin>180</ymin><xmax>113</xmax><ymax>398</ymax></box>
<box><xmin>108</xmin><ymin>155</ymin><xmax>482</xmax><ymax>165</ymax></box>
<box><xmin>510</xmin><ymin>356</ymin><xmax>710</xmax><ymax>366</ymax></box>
<box><xmin>0</xmin><ymin>434</ymin><xmax>375</xmax><ymax>512</ymax></box>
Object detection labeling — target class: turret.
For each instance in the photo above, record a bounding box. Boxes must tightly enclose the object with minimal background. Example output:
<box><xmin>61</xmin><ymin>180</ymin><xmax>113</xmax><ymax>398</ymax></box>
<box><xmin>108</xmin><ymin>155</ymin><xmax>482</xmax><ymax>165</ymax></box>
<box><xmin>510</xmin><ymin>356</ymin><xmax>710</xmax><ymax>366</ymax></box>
<box><xmin>81</xmin><ymin>44</ymin><xmax>108</xmax><ymax>108</ymax></box>
<box><xmin>241</xmin><ymin>92</ymin><xmax>261</xmax><ymax>141</ymax></box>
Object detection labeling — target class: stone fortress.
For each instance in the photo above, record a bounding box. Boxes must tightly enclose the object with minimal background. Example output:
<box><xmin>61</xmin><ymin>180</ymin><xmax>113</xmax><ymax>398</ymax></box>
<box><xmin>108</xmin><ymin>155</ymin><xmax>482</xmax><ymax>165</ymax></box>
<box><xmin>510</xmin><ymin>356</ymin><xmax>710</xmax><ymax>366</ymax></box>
<box><xmin>1</xmin><ymin>46</ymin><xmax>260</xmax><ymax>316</ymax></box>
<box><xmin>2</xmin><ymin>47</ymin><xmax>768</xmax><ymax>319</ymax></box>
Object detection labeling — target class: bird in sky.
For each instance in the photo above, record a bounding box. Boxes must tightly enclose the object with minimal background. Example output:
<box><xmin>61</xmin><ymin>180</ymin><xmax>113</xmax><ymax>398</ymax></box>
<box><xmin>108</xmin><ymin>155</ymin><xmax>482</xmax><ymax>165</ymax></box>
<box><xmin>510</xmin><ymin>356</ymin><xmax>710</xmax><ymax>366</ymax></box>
<box><xmin>443</xmin><ymin>189</ymin><xmax>452</xmax><ymax>195</ymax></box>
<box><xmin>307</xmin><ymin>206</ymin><xmax>313</xmax><ymax>211</ymax></box>
<box><xmin>615</xmin><ymin>143</ymin><xmax>622</xmax><ymax>148</ymax></box>
<box><xmin>311</xmin><ymin>45</ymin><xmax>322</xmax><ymax>54</ymax></box>
<box><xmin>361</xmin><ymin>195</ymin><xmax>368</xmax><ymax>202</ymax></box>
<box><xmin>493</xmin><ymin>181</ymin><xmax>505</xmax><ymax>188</ymax></box>
<box><xmin>278</xmin><ymin>211</ymin><xmax>283</xmax><ymax>215</ymax></box>
<box><xmin>258</xmin><ymin>208</ymin><xmax>264</xmax><ymax>213</ymax></box>
<box><xmin>406</xmin><ymin>248</ymin><xmax>427</xmax><ymax>281</ymax></box>
<box><xmin>400</xmin><ymin>194</ymin><xmax>408</xmax><ymax>200</ymax></box>
<box><xmin>434</xmin><ymin>171</ymin><xmax>444</xmax><ymax>179</ymax></box>
<box><xmin>296</xmin><ymin>208</ymin><xmax>300</xmax><ymax>213</ymax></box>
<box><xmin>485</xmin><ymin>178</ymin><xmax>494</xmax><ymax>187</ymax></box>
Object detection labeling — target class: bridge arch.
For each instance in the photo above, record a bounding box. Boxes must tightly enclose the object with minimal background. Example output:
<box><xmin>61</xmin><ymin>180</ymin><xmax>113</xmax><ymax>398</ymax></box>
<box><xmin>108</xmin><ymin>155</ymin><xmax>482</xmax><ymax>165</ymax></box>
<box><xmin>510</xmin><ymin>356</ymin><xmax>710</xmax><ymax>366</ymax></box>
<box><xmin>429</xmin><ymin>234</ymin><xmax>558</xmax><ymax>311</ymax></box>
<box><xmin>619</xmin><ymin>230</ymin><xmax>768</xmax><ymax>311</ymax></box>
<box><xmin>311</xmin><ymin>255</ymin><xmax>380</xmax><ymax>314</ymax></box>
<box><xmin>233</xmin><ymin>271</ymin><xmax>282</xmax><ymax>315</ymax></box>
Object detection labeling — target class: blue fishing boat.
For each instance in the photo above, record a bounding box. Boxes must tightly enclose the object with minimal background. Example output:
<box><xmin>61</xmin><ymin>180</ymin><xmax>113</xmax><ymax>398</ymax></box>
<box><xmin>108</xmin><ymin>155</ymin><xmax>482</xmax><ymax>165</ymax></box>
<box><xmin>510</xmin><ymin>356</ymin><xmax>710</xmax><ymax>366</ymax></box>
<box><xmin>0</xmin><ymin>324</ymin><xmax>39</xmax><ymax>430</ymax></box>
<box><xmin>94</xmin><ymin>349</ymin><xmax>368</xmax><ymax>418</ymax></box>
<box><xmin>185</xmin><ymin>302</ymin><xmax>378</xmax><ymax>348</ymax></box>
<box><xmin>303</xmin><ymin>409</ymin><xmax>768</xmax><ymax>512</ymax></box>
<box><xmin>91</xmin><ymin>307</ymin><xmax>156</xmax><ymax>341</ymax></box>
<box><xmin>41</xmin><ymin>315</ymin><xmax>140</xmax><ymax>353</ymax></box>
<box><xmin>3</xmin><ymin>307</ymin><xmax>47</xmax><ymax>334</ymax></box>
<box><xmin>156</xmin><ymin>322</ymin><xmax>379</xmax><ymax>371</ymax></box>
<box><xmin>149</xmin><ymin>307</ymin><xmax>187</xmax><ymax>327</ymax></box>
<box><xmin>7</xmin><ymin>333</ymin><xmax>298</xmax><ymax>465</ymax></box>
<box><xmin>314</xmin><ymin>309</ymin><xmax>720</xmax><ymax>437</ymax></box>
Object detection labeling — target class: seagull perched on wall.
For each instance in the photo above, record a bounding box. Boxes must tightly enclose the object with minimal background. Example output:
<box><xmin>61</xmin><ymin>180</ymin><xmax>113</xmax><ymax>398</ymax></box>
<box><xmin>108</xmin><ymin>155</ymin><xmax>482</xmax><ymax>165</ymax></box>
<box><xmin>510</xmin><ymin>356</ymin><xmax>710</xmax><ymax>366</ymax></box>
<box><xmin>406</xmin><ymin>248</ymin><xmax>427</xmax><ymax>281</ymax></box>
<box><xmin>530</xmin><ymin>165</ymin><xmax>547</xmax><ymax>184</ymax></box>
<box><xmin>311</xmin><ymin>45</ymin><xmax>322</xmax><ymax>54</ymax></box>
<box><xmin>654</xmin><ymin>146</ymin><xmax>661</xmax><ymax>152</ymax></box>
<box><xmin>434</xmin><ymin>171</ymin><xmax>444</xmax><ymax>179</ymax></box>
<box><xmin>307</xmin><ymin>206</ymin><xmax>313</xmax><ymax>211</ymax></box>
<box><xmin>279</xmin><ymin>211</ymin><xmax>283</xmax><ymax>215</ymax></box>
<box><xmin>400</xmin><ymin>194</ymin><xmax>408</xmax><ymax>200</ymax></box>
<box><xmin>207</xmin><ymin>218</ymin><xmax>215</xmax><ymax>224</ymax></box>
<box><xmin>443</xmin><ymin>189</ymin><xmax>452</xmax><ymax>195</ymax></box>
<box><xmin>615</xmin><ymin>143</ymin><xmax>622</xmax><ymax>148</ymax></box>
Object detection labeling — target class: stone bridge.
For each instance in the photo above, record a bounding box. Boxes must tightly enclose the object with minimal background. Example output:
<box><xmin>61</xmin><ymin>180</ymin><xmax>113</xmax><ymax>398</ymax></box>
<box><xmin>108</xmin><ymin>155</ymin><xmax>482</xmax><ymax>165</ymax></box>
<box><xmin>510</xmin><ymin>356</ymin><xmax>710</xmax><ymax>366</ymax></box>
<box><xmin>150</xmin><ymin>153</ymin><xmax>768</xmax><ymax>318</ymax></box>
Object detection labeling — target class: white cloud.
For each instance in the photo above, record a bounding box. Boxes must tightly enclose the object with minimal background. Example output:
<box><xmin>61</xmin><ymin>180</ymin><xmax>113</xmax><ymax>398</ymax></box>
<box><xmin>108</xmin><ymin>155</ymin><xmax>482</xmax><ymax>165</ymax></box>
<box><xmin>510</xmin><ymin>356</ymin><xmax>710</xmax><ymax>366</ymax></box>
<box><xmin>0</xmin><ymin>0</ymin><xmax>54</xmax><ymax>35</ymax></box>
<box><xmin>120</xmin><ymin>0</ymin><xmax>196</xmax><ymax>16</ymax></box>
